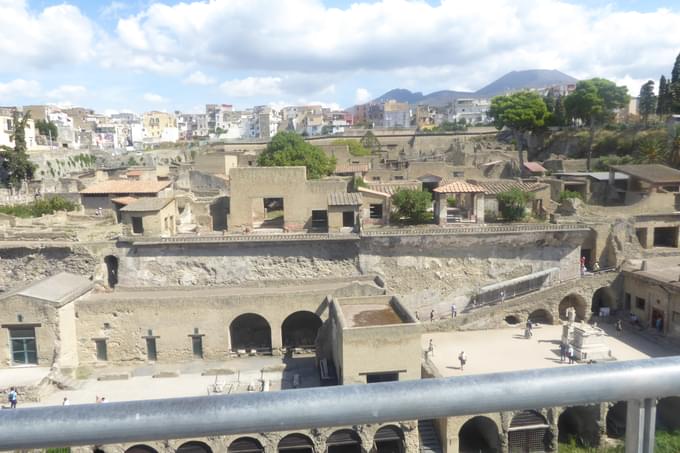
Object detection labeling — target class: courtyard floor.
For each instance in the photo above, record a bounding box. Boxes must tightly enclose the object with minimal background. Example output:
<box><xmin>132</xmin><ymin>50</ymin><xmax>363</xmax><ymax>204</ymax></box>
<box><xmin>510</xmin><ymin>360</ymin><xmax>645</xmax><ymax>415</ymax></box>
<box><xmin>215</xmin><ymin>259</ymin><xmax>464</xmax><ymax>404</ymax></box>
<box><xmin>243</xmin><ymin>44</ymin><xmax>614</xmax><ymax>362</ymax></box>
<box><xmin>422</xmin><ymin>322</ymin><xmax>675</xmax><ymax>377</ymax></box>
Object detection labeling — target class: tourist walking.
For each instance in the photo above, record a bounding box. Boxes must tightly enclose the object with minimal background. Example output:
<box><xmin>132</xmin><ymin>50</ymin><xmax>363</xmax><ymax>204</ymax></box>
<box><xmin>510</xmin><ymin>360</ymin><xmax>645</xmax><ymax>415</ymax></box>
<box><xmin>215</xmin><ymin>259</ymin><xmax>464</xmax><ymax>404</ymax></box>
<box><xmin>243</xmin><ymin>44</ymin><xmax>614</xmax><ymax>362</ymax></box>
<box><xmin>615</xmin><ymin>320</ymin><xmax>623</xmax><ymax>335</ymax></box>
<box><xmin>8</xmin><ymin>387</ymin><xmax>17</xmax><ymax>409</ymax></box>
<box><xmin>559</xmin><ymin>343</ymin><xmax>567</xmax><ymax>362</ymax></box>
<box><xmin>568</xmin><ymin>345</ymin><xmax>575</xmax><ymax>364</ymax></box>
<box><xmin>458</xmin><ymin>351</ymin><xmax>467</xmax><ymax>371</ymax></box>
<box><xmin>430</xmin><ymin>310</ymin><xmax>435</xmax><ymax>323</ymax></box>
<box><xmin>451</xmin><ymin>304</ymin><xmax>457</xmax><ymax>318</ymax></box>
<box><xmin>428</xmin><ymin>339</ymin><xmax>434</xmax><ymax>357</ymax></box>
<box><xmin>500</xmin><ymin>290</ymin><xmax>505</xmax><ymax>304</ymax></box>
<box><xmin>415</xmin><ymin>311</ymin><xmax>420</xmax><ymax>321</ymax></box>
<box><xmin>62</xmin><ymin>397</ymin><xmax>70</xmax><ymax>406</ymax></box>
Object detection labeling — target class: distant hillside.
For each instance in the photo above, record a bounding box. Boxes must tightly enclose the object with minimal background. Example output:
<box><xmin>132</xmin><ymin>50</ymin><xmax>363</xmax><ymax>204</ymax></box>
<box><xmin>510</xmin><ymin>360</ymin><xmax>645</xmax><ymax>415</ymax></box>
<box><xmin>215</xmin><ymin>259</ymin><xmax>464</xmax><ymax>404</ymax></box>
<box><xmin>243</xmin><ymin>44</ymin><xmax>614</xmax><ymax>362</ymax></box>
<box><xmin>474</xmin><ymin>69</ymin><xmax>578</xmax><ymax>97</ymax></box>
<box><xmin>365</xmin><ymin>69</ymin><xmax>578</xmax><ymax>108</ymax></box>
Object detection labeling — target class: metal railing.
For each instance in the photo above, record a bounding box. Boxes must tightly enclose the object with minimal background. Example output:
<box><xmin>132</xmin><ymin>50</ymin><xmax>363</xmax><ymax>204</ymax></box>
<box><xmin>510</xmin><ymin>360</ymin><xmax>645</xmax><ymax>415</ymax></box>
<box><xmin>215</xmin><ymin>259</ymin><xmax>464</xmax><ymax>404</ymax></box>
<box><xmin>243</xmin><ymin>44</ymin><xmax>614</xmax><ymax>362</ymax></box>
<box><xmin>1</xmin><ymin>357</ymin><xmax>679</xmax><ymax>452</ymax></box>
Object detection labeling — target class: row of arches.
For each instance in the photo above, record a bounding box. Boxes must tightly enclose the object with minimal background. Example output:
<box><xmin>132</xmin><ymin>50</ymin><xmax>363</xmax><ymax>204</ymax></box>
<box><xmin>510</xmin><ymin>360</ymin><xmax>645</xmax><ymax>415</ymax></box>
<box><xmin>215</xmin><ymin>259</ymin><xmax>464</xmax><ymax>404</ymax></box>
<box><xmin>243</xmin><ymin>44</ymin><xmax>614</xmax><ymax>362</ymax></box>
<box><xmin>458</xmin><ymin>398</ymin><xmax>680</xmax><ymax>452</ymax></box>
<box><xmin>124</xmin><ymin>426</ymin><xmax>404</xmax><ymax>453</ymax></box>
<box><xmin>230</xmin><ymin>311</ymin><xmax>322</xmax><ymax>351</ymax></box>
<box><xmin>504</xmin><ymin>287</ymin><xmax>617</xmax><ymax>327</ymax></box>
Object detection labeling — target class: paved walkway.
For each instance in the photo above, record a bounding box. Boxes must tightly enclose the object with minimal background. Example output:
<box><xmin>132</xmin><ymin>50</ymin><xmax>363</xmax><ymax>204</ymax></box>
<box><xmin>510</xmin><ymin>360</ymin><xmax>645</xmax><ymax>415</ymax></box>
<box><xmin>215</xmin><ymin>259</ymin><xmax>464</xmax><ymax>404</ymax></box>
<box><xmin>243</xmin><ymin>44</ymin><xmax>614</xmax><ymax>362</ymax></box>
<box><xmin>422</xmin><ymin>323</ymin><xmax>675</xmax><ymax>377</ymax></box>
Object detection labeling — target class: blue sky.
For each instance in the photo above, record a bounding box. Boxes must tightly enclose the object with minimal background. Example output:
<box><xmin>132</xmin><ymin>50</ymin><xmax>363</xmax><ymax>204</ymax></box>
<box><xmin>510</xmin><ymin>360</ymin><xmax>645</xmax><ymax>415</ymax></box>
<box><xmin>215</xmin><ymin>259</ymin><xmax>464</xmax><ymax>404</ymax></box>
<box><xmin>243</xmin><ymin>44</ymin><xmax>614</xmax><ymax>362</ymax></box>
<box><xmin>1</xmin><ymin>0</ymin><xmax>679</xmax><ymax>113</ymax></box>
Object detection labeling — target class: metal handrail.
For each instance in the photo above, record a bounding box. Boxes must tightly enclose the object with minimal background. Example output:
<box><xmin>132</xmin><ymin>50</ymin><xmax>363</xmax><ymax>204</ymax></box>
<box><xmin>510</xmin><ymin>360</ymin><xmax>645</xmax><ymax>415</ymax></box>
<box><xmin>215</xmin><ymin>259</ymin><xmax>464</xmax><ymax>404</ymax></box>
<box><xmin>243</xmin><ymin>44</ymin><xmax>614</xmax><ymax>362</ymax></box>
<box><xmin>1</xmin><ymin>357</ymin><xmax>679</xmax><ymax>451</ymax></box>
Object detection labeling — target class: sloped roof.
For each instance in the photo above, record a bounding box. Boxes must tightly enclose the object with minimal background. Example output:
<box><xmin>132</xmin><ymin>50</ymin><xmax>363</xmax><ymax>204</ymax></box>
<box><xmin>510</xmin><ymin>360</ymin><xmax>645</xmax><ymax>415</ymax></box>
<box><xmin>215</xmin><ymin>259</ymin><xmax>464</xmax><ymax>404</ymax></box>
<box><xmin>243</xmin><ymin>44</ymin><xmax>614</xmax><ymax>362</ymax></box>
<box><xmin>470</xmin><ymin>180</ymin><xmax>548</xmax><ymax>195</ymax></box>
<box><xmin>111</xmin><ymin>196</ymin><xmax>138</xmax><ymax>206</ymax></box>
<box><xmin>120</xmin><ymin>197</ymin><xmax>174</xmax><ymax>212</ymax></box>
<box><xmin>609</xmin><ymin>164</ymin><xmax>680</xmax><ymax>184</ymax></box>
<box><xmin>523</xmin><ymin>162</ymin><xmax>547</xmax><ymax>173</ymax></box>
<box><xmin>434</xmin><ymin>181</ymin><xmax>485</xmax><ymax>193</ymax></box>
<box><xmin>334</xmin><ymin>163</ymin><xmax>369</xmax><ymax>173</ymax></box>
<box><xmin>357</xmin><ymin>187</ymin><xmax>391</xmax><ymax>198</ymax></box>
<box><xmin>12</xmin><ymin>272</ymin><xmax>93</xmax><ymax>306</ymax></box>
<box><xmin>80</xmin><ymin>180</ymin><xmax>171</xmax><ymax>195</ymax></box>
<box><xmin>328</xmin><ymin>192</ymin><xmax>363</xmax><ymax>206</ymax></box>
<box><xmin>366</xmin><ymin>181</ymin><xmax>422</xmax><ymax>195</ymax></box>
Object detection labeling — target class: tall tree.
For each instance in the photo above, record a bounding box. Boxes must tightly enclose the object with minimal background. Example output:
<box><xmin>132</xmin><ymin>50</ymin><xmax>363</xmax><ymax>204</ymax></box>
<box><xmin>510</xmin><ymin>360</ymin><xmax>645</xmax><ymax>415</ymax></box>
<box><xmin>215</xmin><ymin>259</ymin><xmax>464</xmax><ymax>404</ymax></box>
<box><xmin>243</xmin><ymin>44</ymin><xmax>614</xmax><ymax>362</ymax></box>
<box><xmin>638</xmin><ymin>80</ymin><xmax>657</xmax><ymax>126</ymax></box>
<box><xmin>672</xmin><ymin>52</ymin><xmax>680</xmax><ymax>114</ymax></box>
<box><xmin>489</xmin><ymin>91</ymin><xmax>548</xmax><ymax>171</ymax></box>
<box><xmin>10</xmin><ymin>110</ymin><xmax>30</xmax><ymax>154</ymax></box>
<box><xmin>658</xmin><ymin>76</ymin><xmax>671</xmax><ymax>116</ymax></box>
<box><xmin>257</xmin><ymin>131</ymin><xmax>335</xmax><ymax>179</ymax></box>
<box><xmin>564</xmin><ymin>78</ymin><xmax>629</xmax><ymax>171</ymax></box>
<box><xmin>0</xmin><ymin>111</ymin><xmax>35</xmax><ymax>187</ymax></box>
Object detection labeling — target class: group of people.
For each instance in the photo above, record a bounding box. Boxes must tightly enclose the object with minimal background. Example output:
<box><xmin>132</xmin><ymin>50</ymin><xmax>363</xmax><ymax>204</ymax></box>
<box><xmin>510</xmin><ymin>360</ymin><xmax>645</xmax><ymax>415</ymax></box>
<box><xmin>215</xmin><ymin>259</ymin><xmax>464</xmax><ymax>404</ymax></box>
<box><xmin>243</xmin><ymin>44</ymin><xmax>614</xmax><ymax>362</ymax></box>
<box><xmin>559</xmin><ymin>343</ymin><xmax>576</xmax><ymax>364</ymax></box>
<box><xmin>4</xmin><ymin>388</ymin><xmax>110</xmax><ymax>409</ymax></box>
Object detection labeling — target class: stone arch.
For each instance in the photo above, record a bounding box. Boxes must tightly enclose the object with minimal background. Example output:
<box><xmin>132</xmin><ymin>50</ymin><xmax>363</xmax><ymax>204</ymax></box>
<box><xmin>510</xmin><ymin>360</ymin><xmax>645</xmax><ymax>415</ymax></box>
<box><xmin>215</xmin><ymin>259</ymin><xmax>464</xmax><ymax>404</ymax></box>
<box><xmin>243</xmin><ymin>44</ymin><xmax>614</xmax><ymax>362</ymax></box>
<box><xmin>278</xmin><ymin>433</ymin><xmax>315</xmax><ymax>453</ymax></box>
<box><xmin>373</xmin><ymin>424</ymin><xmax>405</xmax><ymax>453</ymax></box>
<box><xmin>657</xmin><ymin>396</ymin><xmax>680</xmax><ymax>431</ymax></box>
<box><xmin>282</xmin><ymin>311</ymin><xmax>323</xmax><ymax>349</ymax></box>
<box><xmin>559</xmin><ymin>294</ymin><xmax>588</xmax><ymax>321</ymax></box>
<box><xmin>528</xmin><ymin>309</ymin><xmax>553</xmax><ymax>324</ymax></box>
<box><xmin>505</xmin><ymin>315</ymin><xmax>521</xmax><ymax>325</ymax></box>
<box><xmin>229</xmin><ymin>313</ymin><xmax>272</xmax><ymax>351</ymax></box>
<box><xmin>508</xmin><ymin>410</ymin><xmax>551</xmax><ymax>452</ymax></box>
<box><xmin>557</xmin><ymin>405</ymin><xmax>601</xmax><ymax>448</ymax></box>
<box><xmin>458</xmin><ymin>416</ymin><xmax>501</xmax><ymax>453</ymax></box>
<box><xmin>591</xmin><ymin>287</ymin><xmax>616</xmax><ymax>314</ymax></box>
<box><xmin>327</xmin><ymin>429</ymin><xmax>362</xmax><ymax>453</ymax></box>
<box><xmin>177</xmin><ymin>441</ymin><xmax>213</xmax><ymax>453</ymax></box>
<box><xmin>228</xmin><ymin>437</ymin><xmax>265</xmax><ymax>453</ymax></box>
<box><xmin>104</xmin><ymin>255</ymin><xmax>119</xmax><ymax>288</ymax></box>
<box><xmin>126</xmin><ymin>446</ymin><xmax>158</xmax><ymax>453</ymax></box>
<box><xmin>606</xmin><ymin>402</ymin><xmax>627</xmax><ymax>438</ymax></box>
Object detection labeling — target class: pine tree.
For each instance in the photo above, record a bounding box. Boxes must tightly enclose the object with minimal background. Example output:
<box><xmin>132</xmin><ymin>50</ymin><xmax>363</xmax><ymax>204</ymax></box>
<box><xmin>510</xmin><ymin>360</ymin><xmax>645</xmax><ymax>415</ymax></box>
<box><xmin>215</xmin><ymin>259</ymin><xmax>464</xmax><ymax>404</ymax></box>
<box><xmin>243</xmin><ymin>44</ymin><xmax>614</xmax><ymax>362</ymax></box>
<box><xmin>672</xmin><ymin>52</ymin><xmax>680</xmax><ymax>114</ymax></box>
<box><xmin>658</xmin><ymin>76</ymin><xmax>669</xmax><ymax>116</ymax></box>
<box><xmin>638</xmin><ymin>80</ymin><xmax>656</xmax><ymax>126</ymax></box>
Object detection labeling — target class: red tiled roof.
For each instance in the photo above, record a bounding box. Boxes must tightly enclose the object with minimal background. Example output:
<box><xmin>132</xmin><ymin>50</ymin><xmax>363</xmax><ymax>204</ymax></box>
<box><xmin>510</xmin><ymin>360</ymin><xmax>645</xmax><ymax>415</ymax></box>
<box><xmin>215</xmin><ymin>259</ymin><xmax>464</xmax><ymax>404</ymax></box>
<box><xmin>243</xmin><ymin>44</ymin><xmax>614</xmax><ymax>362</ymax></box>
<box><xmin>469</xmin><ymin>180</ymin><xmax>548</xmax><ymax>195</ymax></box>
<box><xmin>80</xmin><ymin>180</ymin><xmax>171</xmax><ymax>195</ymax></box>
<box><xmin>434</xmin><ymin>181</ymin><xmax>485</xmax><ymax>193</ymax></box>
<box><xmin>110</xmin><ymin>196</ymin><xmax>138</xmax><ymax>206</ymax></box>
<box><xmin>366</xmin><ymin>181</ymin><xmax>422</xmax><ymax>196</ymax></box>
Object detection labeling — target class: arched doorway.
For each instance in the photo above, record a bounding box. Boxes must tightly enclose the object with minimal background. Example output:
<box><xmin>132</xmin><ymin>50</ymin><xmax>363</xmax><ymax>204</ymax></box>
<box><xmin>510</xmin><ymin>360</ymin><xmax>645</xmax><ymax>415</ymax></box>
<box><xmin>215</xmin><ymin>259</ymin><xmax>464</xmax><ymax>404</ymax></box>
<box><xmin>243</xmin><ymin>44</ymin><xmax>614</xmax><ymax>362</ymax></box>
<box><xmin>230</xmin><ymin>314</ymin><xmax>272</xmax><ymax>351</ymax></box>
<box><xmin>104</xmin><ymin>255</ymin><xmax>118</xmax><ymax>288</ymax></box>
<box><xmin>373</xmin><ymin>425</ymin><xmax>404</xmax><ymax>453</ymax></box>
<box><xmin>528</xmin><ymin>309</ymin><xmax>553</xmax><ymax>325</ymax></box>
<box><xmin>177</xmin><ymin>441</ymin><xmax>213</xmax><ymax>453</ymax></box>
<box><xmin>657</xmin><ymin>396</ymin><xmax>680</xmax><ymax>431</ymax></box>
<box><xmin>278</xmin><ymin>433</ymin><xmax>315</xmax><ymax>453</ymax></box>
<box><xmin>558</xmin><ymin>406</ymin><xmax>600</xmax><ymax>448</ymax></box>
<box><xmin>327</xmin><ymin>429</ymin><xmax>362</xmax><ymax>453</ymax></box>
<box><xmin>282</xmin><ymin>311</ymin><xmax>323</xmax><ymax>349</ymax></box>
<box><xmin>606</xmin><ymin>402</ymin><xmax>627</xmax><ymax>438</ymax></box>
<box><xmin>505</xmin><ymin>315</ymin><xmax>521</xmax><ymax>325</ymax></box>
<box><xmin>559</xmin><ymin>294</ymin><xmax>587</xmax><ymax>321</ymax></box>
<box><xmin>228</xmin><ymin>437</ymin><xmax>264</xmax><ymax>453</ymax></box>
<box><xmin>125</xmin><ymin>446</ymin><xmax>158</xmax><ymax>453</ymax></box>
<box><xmin>508</xmin><ymin>410</ymin><xmax>551</xmax><ymax>453</ymax></box>
<box><xmin>591</xmin><ymin>288</ymin><xmax>615</xmax><ymax>315</ymax></box>
<box><xmin>459</xmin><ymin>416</ymin><xmax>500</xmax><ymax>453</ymax></box>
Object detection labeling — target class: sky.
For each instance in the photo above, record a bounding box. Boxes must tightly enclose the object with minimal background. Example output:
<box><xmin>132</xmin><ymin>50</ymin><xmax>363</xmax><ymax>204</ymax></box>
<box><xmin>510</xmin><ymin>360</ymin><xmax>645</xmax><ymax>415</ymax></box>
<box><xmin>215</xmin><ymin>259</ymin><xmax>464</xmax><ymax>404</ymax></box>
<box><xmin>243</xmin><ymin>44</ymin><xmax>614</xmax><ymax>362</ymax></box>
<box><xmin>0</xmin><ymin>0</ymin><xmax>679</xmax><ymax>114</ymax></box>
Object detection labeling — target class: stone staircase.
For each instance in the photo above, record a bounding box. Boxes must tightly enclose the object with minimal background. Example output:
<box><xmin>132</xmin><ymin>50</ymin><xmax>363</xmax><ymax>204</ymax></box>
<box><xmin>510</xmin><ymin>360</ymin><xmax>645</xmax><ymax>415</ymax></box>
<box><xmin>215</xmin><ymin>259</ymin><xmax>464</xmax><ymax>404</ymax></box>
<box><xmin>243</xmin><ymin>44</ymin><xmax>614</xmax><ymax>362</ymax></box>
<box><xmin>418</xmin><ymin>419</ymin><xmax>443</xmax><ymax>453</ymax></box>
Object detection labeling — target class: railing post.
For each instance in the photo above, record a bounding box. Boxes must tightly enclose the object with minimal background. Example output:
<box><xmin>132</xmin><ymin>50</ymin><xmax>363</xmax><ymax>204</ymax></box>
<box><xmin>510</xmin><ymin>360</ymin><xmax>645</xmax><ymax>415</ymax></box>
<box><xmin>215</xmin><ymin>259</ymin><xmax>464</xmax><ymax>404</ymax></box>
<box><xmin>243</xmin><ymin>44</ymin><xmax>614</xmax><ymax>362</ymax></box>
<box><xmin>625</xmin><ymin>398</ymin><xmax>657</xmax><ymax>453</ymax></box>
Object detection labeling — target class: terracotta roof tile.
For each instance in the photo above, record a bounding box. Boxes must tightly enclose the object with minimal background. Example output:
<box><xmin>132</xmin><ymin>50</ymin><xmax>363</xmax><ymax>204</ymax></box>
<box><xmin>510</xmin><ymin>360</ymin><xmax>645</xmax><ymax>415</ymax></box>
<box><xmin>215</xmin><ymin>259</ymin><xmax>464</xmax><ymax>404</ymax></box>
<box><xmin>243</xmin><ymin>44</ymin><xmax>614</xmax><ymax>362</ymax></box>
<box><xmin>523</xmin><ymin>162</ymin><xmax>547</xmax><ymax>173</ymax></box>
<box><xmin>434</xmin><ymin>181</ymin><xmax>485</xmax><ymax>193</ymax></box>
<box><xmin>469</xmin><ymin>180</ymin><xmax>548</xmax><ymax>195</ymax></box>
<box><xmin>111</xmin><ymin>196</ymin><xmax>138</xmax><ymax>206</ymax></box>
<box><xmin>328</xmin><ymin>192</ymin><xmax>363</xmax><ymax>206</ymax></box>
<box><xmin>366</xmin><ymin>181</ymin><xmax>422</xmax><ymax>195</ymax></box>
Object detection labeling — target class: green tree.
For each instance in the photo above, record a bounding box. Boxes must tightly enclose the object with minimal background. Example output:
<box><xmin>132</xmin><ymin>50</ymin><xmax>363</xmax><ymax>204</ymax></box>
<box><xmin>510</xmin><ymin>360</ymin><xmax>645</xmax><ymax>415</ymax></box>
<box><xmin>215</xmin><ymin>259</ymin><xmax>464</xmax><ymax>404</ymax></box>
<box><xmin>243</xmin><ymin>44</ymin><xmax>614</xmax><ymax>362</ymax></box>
<box><xmin>638</xmin><ymin>80</ymin><xmax>657</xmax><ymax>126</ymax></box>
<box><xmin>489</xmin><ymin>91</ymin><xmax>548</xmax><ymax>171</ymax></box>
<box><xmin>257</xmin><ymin>131</ymin><xmax>336</xmax><ymax>179</ymax></box>
<box><xmin>391</xmin><ymin>189</ymin><xmax>432</xmax><ymax>224</ymax></box>
<box><xmin>496</xmin><ymin>188</ymin><xmax>534</xmax><ymax>221</ymax></box>
<box><xmin>10</xmin><ymin>111</ymin><xmax>30</xmax><ymax>154</ymax></box>
<box><xmin>35</xmin><ymin>118</ymin><xmax>58</xmax><ymax>140</ymax></box>
<box><xmin>360</xmin><ymin>130</ymin><xmax>381</xmax><ymax>152</ymax></box>
<box><xmin>0</xmin><ymin>111</ymin><xmax>36</xmax><ymax>187</ymax></box>
<box><xmin>564</xmin><ymin>78</ymin><xmax>629</xmax><ymax>171</ymax></box>
<box><xmin>658</xmin><ymin>75</ymin><xmax>672</xmax><ymax>116</ymax></box>
<box><xmin>672</xmin><ymin>51</ymin><xmax>680</xmax><ymax>114</ymax></box>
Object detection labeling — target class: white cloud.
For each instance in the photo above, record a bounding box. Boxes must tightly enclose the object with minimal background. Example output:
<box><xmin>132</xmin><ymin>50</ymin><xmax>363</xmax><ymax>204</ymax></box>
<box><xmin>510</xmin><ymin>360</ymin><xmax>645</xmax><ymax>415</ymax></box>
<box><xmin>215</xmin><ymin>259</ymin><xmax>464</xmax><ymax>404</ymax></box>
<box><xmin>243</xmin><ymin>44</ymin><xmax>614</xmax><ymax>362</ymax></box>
<box><xmin>143</xmin><ymin>92</ymin><xmax>167</xmax><ymax>103</ymax></box>
<box><xmin>107</xmin><ymin>0</ymin><xmax>680</xmax><ymax>94</ymax></box>
<box><xmin>0</xmin><ymin>1</ymin><xmax>95</xmax><ymax>72</ymax></box>
<box><xmin>47</xmin><ymin>85</ymin><xmax>87</xmax><ymax>99</ymax></box>
<box><xmin>220</xmin><ymin>77</ymin><xmax>282</xmax><ymax>97</ymax></box>
<box><xmin>0</xmin><ymin>79</ymin><xmax>41</xmax><ymax>100</ymax></box>
<box><xmin>101</xmin><ymin>1</ymin><xmax>128</xmax><ymax>18</ymax></box>
<box><xmin>355</xmin><ymin>88</ymin><xmax>372</xmax><ymax>104</ymax></box>
<box><xmin>184</xmin><ymin>71</ymin><xmax>216</xmax><ymax>85</ymax></box>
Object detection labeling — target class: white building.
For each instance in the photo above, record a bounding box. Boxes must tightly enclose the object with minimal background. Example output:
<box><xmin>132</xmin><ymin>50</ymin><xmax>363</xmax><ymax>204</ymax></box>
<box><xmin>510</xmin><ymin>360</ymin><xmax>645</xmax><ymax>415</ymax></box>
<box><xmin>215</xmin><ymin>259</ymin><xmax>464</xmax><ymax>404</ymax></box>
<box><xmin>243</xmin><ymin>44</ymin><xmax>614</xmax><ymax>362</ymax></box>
<box><xmin>448</xmin><ymin>98</ymin><xmax>491</xmax><ymax>125</ymax></box>
<box><xmin>0</xmin><ymin>109</ymin><xmax>36</xmax><ymax>149</ymax></box>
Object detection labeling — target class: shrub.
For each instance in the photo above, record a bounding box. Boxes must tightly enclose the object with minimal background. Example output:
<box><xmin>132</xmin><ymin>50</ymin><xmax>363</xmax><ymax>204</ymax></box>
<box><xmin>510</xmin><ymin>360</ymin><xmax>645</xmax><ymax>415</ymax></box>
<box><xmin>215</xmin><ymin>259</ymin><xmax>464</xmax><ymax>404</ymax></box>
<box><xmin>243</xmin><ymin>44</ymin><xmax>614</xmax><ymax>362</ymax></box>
<box><xmin>447</xmin><ymin>196</ymin><xmax>457</xmax><ymax>207</ymax></box>
<box><xmin>332</xmin><ymin>139</ymin><xmax>371</xmax><ymax>157</ymax></box>
<box><xmin>497</xmin><ymin>188</ymin><xmax>534</xmax><ymax>221</ymax></box>
<box><xmin>0</xmin><ymin>196</ymin><xmax>77</xmax><ymax>218</ymax></box>
<box><xmin>559</xmin><ymin>190</ymin><xmax>583</xmax><ymax>202</ymax></box>
<box><xmin>391</xmin><ymin>189</ymin><xmax>432</xmax><ymax>224</ymax></box>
